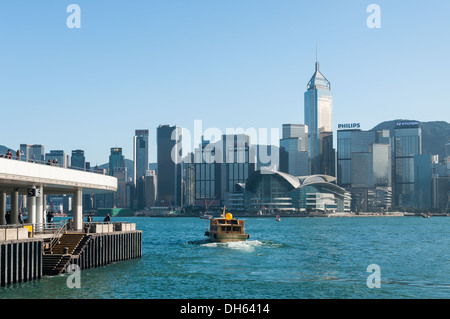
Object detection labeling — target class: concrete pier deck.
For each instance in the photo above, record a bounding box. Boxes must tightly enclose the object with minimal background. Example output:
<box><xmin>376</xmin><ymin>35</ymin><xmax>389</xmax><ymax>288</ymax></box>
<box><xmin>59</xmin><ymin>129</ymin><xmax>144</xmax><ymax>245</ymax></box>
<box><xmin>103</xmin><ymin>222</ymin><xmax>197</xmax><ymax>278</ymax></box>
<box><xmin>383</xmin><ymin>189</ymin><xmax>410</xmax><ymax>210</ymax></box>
<box><xmin>1</xmin><ymin>222</ymin><xmax>142</xmax><ymax>286</ymax></box>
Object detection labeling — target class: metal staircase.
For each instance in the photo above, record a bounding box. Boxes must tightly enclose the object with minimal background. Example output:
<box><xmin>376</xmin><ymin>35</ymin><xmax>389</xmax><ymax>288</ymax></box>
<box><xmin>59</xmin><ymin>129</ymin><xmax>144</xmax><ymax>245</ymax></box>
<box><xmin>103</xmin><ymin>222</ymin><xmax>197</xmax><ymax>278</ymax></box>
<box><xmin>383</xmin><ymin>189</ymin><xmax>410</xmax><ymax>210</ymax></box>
<box><xmin>43</xmin><ymin>233</ymin><xmax>89</xmax><ymax>276</ymax></box>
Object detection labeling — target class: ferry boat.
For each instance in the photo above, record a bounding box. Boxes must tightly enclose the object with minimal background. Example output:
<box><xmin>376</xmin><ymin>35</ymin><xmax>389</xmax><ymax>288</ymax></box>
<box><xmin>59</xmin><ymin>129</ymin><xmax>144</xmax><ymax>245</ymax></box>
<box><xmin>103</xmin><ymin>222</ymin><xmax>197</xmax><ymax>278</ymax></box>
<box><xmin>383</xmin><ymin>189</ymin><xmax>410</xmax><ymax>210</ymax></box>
<box><xmin>204</xmin><ymin>207</ymin><xmax>249</xmax><ymax>242</ymax></box>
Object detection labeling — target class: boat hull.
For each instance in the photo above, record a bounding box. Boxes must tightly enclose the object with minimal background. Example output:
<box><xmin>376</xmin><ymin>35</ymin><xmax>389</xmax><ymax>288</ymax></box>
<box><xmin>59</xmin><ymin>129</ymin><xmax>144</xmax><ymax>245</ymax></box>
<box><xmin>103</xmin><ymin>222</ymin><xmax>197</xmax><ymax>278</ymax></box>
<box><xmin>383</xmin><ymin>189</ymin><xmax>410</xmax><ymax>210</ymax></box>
<box><xmin>205</xmin><ymin>231</ymin><xmax>249</xmax><ymax>243</ymax></box>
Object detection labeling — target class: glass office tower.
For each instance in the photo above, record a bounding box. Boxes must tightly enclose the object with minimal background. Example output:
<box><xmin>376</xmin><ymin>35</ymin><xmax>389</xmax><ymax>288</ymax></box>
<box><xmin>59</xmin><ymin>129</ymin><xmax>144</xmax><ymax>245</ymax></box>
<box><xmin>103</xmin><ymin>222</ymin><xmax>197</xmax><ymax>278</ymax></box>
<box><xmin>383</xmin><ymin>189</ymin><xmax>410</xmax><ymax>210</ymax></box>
<box><xmin>157</xmin><ymin>125</ymin><xmax>183</xmax><ymax>207</ymax></box>
<box><xmin>304</xmin><ymin>61</ymin><xmax>334</xmax><ymax>176</ymax></box>
<box><xmin>133</xmin><ymin>130</ymin><xmax>149</xmax><ymax>184</ymax></box>
<box><xmin>133</xmin><ymin>129</ymin><xmax>149</xmax><ymax>210</ymax></box>
<box><xmin>71</xmin><ymin>149</ymin><xmax>86</xmax><ymax>170</ymax></box>
<box><xmin>280</xmin><ymin>124</ymin><xmax>309</xmax><ymax>176</ymax></box>
<box><xmin>337</xmin><ymin>130</ymin><xmax>377</xmax><ymax>187</ymax></box>
<box><xmin>20</xmin><ymin>144</ymin><xmax>45</xmax><ymax>162</ymax></box>
<box><xmin>414</xmin><ymin>154</ymin><xmax>432</xmax><ymax>209</ymax></box>
<box><xmin>337</xmin><ymin>128</ymin><xmax>392</xmax><ymax>211</ymax></box>
<box><xmin>394</xmin><ymin>122</ymin><xmax>422</xmax><ymax>208</ymax></box>
<box><xmin>109</xmin><ymin>147</ymin><xmax>125</xmax><ymax>173</ymax></box>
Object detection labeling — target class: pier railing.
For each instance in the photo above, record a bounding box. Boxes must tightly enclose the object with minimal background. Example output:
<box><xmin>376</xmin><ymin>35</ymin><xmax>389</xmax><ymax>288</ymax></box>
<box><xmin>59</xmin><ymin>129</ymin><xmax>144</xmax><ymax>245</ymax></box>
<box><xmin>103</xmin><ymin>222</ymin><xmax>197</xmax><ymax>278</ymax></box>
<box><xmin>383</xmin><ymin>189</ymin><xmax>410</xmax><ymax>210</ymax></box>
<box><xmin>0</xmin><ymin>220</ymin><xmax>67</xmax><ymax>241</ymax></box>
<box><xmin>0</xmin><ymin>153</ymin><xmax>108</xmax><ymax>175</ymax></box>
<box><xmin>83</xmin><ymin>221</ymin><xmax>136</xmax><ymax>233</ymax></box>
<box><xmin>48</xmin><ymin>221</ymin><xmax>68</xmax><ymax>251</ymax></box>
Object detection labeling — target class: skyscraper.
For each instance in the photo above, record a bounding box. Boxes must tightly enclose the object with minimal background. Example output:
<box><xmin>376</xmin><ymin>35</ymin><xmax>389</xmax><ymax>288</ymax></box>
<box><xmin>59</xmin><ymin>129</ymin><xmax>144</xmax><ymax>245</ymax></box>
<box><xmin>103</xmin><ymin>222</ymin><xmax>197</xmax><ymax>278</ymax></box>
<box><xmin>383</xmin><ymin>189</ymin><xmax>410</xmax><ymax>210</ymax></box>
<box><xmin>394</xmin><ymin>121</ymin><xmax>422</xmax><ymax>208</ymax></box>
<box><xmin>304</xmin><ymin>60</ymin><xmax>334</xmax><ymax>175</ymax></box>
<box><xmin>337</xmin><ymin>127</ymin><xmax>392</xmax><ymax>211</ymax></box>
<box><xmin>133</xmin><ymin>130</ymin><xmax>149</xmax><ymax>210</ymax></box>
<box><xmin>279</xmin><ymin>124</ymin><xmax>309</xmax><ymax>176</ymax></box>
<box><xmin>133</xmin><ymin>130</ymin><xmax>149</xmax><ymax>185</ymax></box>
<box><xmin>157</xmin><ymin>125</ymin><xmax>183</xmax><ymax>206</ymax></box>
<box><xmin>20</xmin><ymin>144</ymin><xmax>45</xmax><ymax>163</ymax></box>
<box><xmin>109</xmin><ymin>147</ymin><xmax>125</xmax><ymax>174</ymax></box>
<box><xmin>71</xmin><ymin>149</ymin><xmax>86</xmax><ymax>170</ymax></box>
<box><xmin>45</xmin><ymin>150</ymin><xmax>69</xmax><ymax>167</ymax></box>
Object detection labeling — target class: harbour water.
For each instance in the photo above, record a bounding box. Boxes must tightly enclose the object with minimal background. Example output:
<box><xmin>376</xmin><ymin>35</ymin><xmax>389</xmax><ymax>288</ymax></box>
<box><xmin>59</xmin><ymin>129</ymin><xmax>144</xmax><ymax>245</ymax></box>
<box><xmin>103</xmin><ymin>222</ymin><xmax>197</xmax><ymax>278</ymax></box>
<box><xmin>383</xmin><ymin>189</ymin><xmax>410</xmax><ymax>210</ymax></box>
<box><xmin>0</xmin><ymin>216</ymin><xmax>449</xmax><ymax>299</ymax></box>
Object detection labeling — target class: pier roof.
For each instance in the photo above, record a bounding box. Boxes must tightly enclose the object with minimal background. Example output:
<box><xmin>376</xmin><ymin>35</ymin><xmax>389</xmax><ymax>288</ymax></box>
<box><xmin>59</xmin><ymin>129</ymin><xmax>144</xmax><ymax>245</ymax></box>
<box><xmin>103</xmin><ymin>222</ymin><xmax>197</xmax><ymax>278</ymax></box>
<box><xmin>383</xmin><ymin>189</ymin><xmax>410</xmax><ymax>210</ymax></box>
<box><xmin>0</xmin><ymin>158</ymin><xmax>117</xmax><ymax>194</ymax></box>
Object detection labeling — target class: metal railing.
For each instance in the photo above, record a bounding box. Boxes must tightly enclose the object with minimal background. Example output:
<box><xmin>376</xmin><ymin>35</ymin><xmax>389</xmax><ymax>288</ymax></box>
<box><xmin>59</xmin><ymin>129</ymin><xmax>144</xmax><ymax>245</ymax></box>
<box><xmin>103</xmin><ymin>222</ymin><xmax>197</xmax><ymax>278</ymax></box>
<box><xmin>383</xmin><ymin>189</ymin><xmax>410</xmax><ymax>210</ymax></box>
<box><xmin>0</xmin><ymin>154</ymin><xmax>107</xmax><ymax>175</ymax></box>
<box><xmin>48</xmin><ymin>221</ymin><xmax>68</xmax><ymax>251</ymax></box>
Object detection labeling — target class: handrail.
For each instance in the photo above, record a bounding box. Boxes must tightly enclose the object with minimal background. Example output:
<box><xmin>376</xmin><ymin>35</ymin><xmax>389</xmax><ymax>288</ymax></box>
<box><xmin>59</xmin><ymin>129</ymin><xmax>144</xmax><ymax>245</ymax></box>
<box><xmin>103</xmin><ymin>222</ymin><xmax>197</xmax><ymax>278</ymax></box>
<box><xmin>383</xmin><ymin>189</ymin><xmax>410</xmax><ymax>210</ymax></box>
<box><xmin>0</xmin><ymin>155</ymin><xmax>107</xmax><ymax>174</ymax></box>
<box><xmin>49</xmin><ymin>221</ymin><xmax>68</xmax><ymax>251</ymax></box>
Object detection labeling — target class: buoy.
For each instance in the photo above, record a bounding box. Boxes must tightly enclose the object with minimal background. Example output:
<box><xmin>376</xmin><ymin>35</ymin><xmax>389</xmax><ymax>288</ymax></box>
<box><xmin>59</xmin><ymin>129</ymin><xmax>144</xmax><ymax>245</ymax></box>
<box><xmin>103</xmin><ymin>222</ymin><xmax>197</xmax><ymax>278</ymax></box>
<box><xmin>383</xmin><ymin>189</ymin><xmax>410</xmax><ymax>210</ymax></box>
<box><xmin>225</xmin><ymin>213</ymin><xmax>233</xmax><ymax>220</ymax></box>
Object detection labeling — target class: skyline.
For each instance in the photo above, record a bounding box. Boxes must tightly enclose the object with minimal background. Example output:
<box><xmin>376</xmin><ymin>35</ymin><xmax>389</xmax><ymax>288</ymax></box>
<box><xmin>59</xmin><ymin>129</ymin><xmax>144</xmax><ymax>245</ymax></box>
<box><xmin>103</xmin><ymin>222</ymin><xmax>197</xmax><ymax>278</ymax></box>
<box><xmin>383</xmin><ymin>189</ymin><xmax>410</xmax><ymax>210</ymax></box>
<box><xmin>1</xmin><ymin>1</ymin><xmax>449</xmax><ymax>165</ymax></box>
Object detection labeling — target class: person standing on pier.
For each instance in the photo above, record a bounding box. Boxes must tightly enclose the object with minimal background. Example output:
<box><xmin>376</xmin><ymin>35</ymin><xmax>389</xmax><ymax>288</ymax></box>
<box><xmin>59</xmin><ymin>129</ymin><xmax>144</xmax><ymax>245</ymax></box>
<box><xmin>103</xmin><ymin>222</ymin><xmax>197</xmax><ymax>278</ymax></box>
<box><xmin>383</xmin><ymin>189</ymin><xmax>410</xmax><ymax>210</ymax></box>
<box><xmin>16</xmin><ymin>150</ymin><xmax>23</xmax><ymax>161</ymax></box>
<box><xmin>47</xmin><ymin>211</ymin><xmax>54</xmax><ymax>223</ymax></box>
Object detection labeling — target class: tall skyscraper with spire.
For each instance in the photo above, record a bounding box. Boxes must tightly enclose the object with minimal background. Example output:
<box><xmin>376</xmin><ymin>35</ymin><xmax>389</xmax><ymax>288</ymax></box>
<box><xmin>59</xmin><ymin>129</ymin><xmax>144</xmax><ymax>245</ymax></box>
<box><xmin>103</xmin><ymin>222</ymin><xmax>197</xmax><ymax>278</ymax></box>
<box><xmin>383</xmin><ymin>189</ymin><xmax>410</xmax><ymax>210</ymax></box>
<box><xmin>304</xmin><ymin>58</ymin><xmax>334</xmax><ymax>176</ymax></box>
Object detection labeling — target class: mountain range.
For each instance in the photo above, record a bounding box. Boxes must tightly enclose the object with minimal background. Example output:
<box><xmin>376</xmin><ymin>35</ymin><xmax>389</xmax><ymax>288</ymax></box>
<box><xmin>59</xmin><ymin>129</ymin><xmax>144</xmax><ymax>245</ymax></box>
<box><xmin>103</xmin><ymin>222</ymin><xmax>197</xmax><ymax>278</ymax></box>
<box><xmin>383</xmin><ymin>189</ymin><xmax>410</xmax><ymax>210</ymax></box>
<box><xmin>370</xmin><ymin>120</ymin><xmax>450</xmax><ymax>160</ymax></box>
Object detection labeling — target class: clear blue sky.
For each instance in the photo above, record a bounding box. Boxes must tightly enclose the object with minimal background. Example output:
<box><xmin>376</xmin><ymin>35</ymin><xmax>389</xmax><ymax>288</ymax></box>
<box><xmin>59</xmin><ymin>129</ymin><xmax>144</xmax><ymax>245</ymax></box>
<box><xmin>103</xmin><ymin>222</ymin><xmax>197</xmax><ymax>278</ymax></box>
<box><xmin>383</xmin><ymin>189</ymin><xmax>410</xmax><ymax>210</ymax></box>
<box><xmin>0</xmin><ymin>0</ymin><xmax>449</xmax><ymax>165</ymax></box>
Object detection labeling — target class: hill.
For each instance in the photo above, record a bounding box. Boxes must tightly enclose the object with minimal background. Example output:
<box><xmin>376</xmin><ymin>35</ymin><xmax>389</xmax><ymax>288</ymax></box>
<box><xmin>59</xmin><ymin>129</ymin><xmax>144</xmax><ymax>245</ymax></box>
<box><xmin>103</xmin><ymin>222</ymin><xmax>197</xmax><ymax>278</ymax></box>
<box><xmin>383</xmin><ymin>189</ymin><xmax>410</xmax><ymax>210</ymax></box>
<box><xmin>0</xmin><ymin>145</ymin><xmax>15</xmax><ymax>157</ymax></box>
<box><xmin>370</xmin><ymin>120</ymin><xmax>450</xmax><ymax>160</ymax></box>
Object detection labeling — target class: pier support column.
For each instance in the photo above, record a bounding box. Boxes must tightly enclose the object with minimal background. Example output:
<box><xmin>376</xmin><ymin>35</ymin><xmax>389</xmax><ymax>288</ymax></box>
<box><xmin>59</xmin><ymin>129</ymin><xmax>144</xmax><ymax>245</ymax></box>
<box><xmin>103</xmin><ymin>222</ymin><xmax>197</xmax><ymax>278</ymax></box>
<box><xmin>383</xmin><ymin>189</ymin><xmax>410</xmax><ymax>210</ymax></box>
<box><xmin>27</xmin><ymin>192</ymin><xmax>36</xmax><ymax>226</ymax></box>
<box><xmin>36</xmin><ymin>187</ymin><xmax>44</xmax><ymax>231</ymax></box>
<box><xmin>11</xmin><ymin>190</ymin><xmax>19</xmax><ymax>224</ymax></box>
<box><xmin>0</xmin><ymin>192</ymin><xmax>6</xmax><ymax>225</ymax></box>
<box><xmin>43</xmin><ymin>194</ymin><xmax>46</xmax><ymax>226</ymax></box>
<box><xmin>73</xmin><ymin>189</ymin><xmax>83</xmax><ymax>231</ymax></box>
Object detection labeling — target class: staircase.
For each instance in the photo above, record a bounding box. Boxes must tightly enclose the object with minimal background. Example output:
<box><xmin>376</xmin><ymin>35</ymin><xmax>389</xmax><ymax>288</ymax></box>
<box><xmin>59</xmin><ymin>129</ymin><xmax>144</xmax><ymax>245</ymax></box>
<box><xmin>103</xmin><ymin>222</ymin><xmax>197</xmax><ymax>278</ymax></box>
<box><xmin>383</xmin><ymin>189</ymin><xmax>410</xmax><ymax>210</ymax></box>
<box><xmin>43</xmin><ymin>233</ymin><xmax>88</xmax><ymax>276</ymax></box>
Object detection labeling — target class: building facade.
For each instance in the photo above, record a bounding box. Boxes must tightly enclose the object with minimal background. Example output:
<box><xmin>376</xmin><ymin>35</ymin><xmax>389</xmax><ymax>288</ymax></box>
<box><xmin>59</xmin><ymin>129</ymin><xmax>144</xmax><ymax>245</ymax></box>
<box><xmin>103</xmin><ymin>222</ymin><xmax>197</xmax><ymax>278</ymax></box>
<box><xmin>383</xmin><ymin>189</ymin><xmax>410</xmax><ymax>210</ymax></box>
<box><xmin>133</xmin><ymin>129</ymin><xmax>149</xmax><ymax>185</ymax></box>
<box><xmin>20</xmin><ymin>144</ymin><xmax>45</xmax><ymax>163</ymax></box>
<box><xmin>133</xmin><ymin>129</ymin><xmax>149</xmax><ymax>210</ymax></box>
<box><xmin>279</xmin><ymin>124</ymin><xmax>309</xmax><ymax>176</ymax></box>
<box><xmin>157</xmin><ymin>125</ymin><xmax>183</xmax><ymax>207</ymax></box>
<box><xmin>245</xmin><ymin>170</ymin><xmax>351</xmax><ymax>213</ymax></box>
<box><xmin>109</xmin><ymin>148</ymin><xmax>125</xmax><ymax>175</ymax></box>
<box><xmin>337</xmin><ymin>128</ymin><xmax>392</xmax><ymax>211</ymax></box>
<box><xmin>45</xmin><ymin>150</ymin><xmax>69</xmax><ymax>168</ymax></box>
<box><xmin>304</xmin><ymin>61</ymin><xmax>334</xmax><ymax>176</ymax></box>
<box><xmin>188</xmin><ymin>134</ymin><xmax>256</xmax><ymax>209</ymax></box>
<box><xmin>394</xmin><ymin>121</ymin><xmax>422</xmax><ymax>208</ymax></box>
<box><xmin>71</xmin><ymin>149</ymin><xmax>86</xmax><ymax>170</ymax></box>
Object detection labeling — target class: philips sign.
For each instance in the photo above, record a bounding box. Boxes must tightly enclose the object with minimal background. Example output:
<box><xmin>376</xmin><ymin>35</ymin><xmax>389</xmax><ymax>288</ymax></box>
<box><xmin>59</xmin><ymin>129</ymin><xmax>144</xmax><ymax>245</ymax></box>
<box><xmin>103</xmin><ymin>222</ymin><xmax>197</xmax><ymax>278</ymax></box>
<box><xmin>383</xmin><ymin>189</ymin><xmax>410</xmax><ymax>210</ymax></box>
<box><xmin>338</xmin><ymin>123</ymin><xmax>361</xmax><ymax>130</ymax></box>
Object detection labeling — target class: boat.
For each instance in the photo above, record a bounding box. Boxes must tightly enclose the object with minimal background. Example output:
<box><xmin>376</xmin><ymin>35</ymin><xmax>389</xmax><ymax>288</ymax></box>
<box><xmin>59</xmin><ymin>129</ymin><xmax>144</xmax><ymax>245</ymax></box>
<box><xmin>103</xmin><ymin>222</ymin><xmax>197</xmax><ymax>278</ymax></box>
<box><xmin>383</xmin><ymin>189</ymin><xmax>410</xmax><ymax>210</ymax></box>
<box><xmin>204</xmin><ymin>207</ymin><xmax>249</xmax><ymax>242</ymax></box>
<box><xmin>276</xmin><ymin>215</ymin><xmax>281</xmax><ymax>221</ymax></box>
<box><xmin>200</xmin><ymin>212</ymin><xmax>213</xmax><ymax>220</ymax></box>
<box><xmin>422</xmin><ymin>213</ymin><xmax>430</xmax><ymax>218</ymax></box>
<box><xmin>200</xmin><ymin>200</ymin><xmax>214</xmax><ymax>219</ymax></box>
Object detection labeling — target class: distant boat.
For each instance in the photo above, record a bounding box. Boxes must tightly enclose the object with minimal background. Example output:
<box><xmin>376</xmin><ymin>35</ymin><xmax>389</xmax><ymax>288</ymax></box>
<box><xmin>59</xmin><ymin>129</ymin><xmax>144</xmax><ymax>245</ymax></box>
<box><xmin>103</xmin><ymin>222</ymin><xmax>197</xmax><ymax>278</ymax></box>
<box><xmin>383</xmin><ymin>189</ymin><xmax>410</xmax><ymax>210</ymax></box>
<box><xmin>200</xmin><ymin>212</ymin><xmax>213</xmax><ymax>220</ymax></box>
<box><xmin>422</xmin><ymin>213</ymin><xmax>430</xmax><ymax>218</ymax></box>
<box><xmin>276</xmin><ymin>215</ymin><xmax>281</xmax><ymax>221</ymax></box>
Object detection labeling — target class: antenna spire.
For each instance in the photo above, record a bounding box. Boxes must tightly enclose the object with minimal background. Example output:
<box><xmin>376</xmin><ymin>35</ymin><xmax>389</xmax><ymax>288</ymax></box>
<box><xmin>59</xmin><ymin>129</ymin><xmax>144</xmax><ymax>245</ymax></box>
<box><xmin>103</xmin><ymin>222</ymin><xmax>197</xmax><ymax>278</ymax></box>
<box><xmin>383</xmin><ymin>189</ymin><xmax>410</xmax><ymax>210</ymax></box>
<box><xmin>316</xmin><ymin>41</ymin><xmax>318</xmax><ymax>62</ymax></box>
<box><xmin>315</xmin><ymin>41</ymin><xmax>319</xmax><ymax>71</ymax></box>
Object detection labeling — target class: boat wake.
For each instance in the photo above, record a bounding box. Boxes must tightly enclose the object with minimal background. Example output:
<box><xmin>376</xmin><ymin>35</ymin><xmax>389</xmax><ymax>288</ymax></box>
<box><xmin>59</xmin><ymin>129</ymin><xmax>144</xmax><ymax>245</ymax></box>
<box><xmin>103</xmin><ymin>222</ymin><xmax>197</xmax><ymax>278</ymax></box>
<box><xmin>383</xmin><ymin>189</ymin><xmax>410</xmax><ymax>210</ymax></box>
<box><xmin>200</xmin><ymin>240</ymin><xmax>264</xmax><ymax>252</ymax></box>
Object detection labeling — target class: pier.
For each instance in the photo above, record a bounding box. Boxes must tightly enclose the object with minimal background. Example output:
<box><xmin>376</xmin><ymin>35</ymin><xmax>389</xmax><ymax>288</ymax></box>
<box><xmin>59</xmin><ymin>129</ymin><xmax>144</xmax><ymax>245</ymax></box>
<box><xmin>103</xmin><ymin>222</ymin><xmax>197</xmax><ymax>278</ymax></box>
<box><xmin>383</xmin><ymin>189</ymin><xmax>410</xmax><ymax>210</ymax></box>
<box><xmin>0</xmin><ymin>157</ymin><xmax>142</xmax><ymax>286</ymax></box>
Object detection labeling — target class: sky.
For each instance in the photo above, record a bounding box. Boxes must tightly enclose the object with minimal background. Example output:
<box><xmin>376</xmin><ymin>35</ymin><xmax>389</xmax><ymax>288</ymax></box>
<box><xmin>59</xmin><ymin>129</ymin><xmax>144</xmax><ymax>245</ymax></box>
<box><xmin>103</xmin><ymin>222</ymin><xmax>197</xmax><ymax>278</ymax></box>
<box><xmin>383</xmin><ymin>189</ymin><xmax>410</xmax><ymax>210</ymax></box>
<box><xmin>0</xmin><ymin>0</ymin><xmax>449</xmax><ymax>165</ymax></box>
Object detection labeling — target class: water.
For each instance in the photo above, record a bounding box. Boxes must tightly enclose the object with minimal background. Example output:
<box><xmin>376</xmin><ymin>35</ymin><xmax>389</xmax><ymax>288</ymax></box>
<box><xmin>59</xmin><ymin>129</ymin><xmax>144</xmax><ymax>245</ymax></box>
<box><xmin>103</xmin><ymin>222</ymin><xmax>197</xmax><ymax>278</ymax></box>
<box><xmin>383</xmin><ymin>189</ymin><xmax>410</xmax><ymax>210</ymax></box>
<box><xmin>1</xmin><ymin>216</ymin><xmax>449</xmax><ymax>299</ymax></box>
